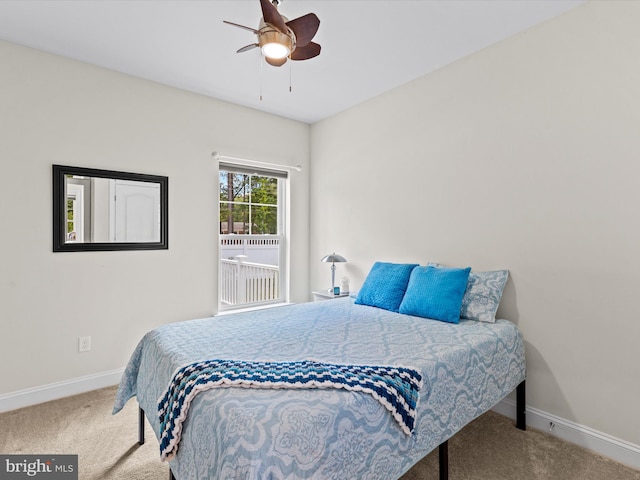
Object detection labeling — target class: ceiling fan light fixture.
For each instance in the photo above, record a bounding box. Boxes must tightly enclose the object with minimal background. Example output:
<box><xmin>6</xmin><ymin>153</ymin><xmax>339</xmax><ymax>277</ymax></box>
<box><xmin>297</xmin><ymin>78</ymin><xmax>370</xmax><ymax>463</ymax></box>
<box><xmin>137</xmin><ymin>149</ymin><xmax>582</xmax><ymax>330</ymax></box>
<box><xmin>258</xmin><ymin>27</ymin><xmax>293</xmax><ymax>60</ymax></box>
<box><xmin>261</xmin><ymin>42</ymin><xmax>290</xmax><ymax>59</ymax></box>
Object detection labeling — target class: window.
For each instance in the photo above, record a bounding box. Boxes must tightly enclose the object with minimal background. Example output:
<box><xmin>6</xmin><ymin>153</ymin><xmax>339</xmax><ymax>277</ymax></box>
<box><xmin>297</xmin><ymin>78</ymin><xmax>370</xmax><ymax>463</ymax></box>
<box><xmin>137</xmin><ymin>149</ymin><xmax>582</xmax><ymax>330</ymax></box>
<box><xmin>218</xmin><ymin>163</ymin><xmax>287</xmax><ymax>310</ymax></box>
<box><xmin>65</xmin><ymin>183</ymin><xmax>85</xmax><ymax>243</ymax></box>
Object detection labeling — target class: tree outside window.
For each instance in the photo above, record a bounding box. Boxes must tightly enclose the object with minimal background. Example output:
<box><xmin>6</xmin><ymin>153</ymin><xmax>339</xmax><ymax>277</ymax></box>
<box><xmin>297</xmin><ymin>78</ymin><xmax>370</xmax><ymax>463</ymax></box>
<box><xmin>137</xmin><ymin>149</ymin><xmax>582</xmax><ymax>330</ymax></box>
<box><xmin>219</xmin><ymin>171</ymin><xmax>278</xmax><ymax>234</ymax></box>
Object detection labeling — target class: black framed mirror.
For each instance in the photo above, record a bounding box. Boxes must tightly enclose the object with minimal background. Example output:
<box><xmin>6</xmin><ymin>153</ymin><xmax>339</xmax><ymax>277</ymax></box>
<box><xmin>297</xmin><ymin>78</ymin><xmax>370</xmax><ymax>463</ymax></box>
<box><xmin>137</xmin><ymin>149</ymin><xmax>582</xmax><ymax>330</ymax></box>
<box><xmin>53</xmin><ymin>164</ymin><xmax>168</xmax><ymax>252</ymax></box>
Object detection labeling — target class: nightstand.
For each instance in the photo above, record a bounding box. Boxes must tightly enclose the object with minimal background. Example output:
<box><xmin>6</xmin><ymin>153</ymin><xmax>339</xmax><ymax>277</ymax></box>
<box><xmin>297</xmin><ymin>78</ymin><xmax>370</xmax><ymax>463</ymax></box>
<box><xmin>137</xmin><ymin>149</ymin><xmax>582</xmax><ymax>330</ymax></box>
<box><xmin>312</xmin><ymin>290</ymin><xmax>350</xmax><ymax>302</ymax></box>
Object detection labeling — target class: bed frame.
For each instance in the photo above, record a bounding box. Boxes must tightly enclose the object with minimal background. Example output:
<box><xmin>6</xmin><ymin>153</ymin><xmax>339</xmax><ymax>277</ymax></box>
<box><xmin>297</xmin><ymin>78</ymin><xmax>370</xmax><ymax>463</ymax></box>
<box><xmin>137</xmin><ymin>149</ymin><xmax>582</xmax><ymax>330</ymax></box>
<box><xmin>137</xmin><ymin>380</ymin><xmax>526</xmax><ymax>480</ymax></box>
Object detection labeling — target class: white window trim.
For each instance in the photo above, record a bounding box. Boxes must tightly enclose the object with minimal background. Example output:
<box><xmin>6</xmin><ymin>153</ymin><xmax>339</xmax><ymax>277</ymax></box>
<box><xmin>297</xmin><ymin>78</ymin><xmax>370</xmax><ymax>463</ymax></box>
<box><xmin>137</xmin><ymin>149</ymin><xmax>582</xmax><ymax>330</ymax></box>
<box><xmin>217</xmin><ymin>160</ymin><xmax>291</xmax><ymax>312</ymax></box>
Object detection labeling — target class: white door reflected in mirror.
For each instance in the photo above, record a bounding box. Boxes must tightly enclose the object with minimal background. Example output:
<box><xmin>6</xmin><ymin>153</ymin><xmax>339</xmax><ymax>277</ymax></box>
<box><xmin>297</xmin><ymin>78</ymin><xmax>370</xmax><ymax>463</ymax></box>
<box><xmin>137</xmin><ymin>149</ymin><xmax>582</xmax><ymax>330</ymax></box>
<box><xmin>112</xmin><ymin>180</ymin><xmax>160</xmax><ymax>242</ymax></box>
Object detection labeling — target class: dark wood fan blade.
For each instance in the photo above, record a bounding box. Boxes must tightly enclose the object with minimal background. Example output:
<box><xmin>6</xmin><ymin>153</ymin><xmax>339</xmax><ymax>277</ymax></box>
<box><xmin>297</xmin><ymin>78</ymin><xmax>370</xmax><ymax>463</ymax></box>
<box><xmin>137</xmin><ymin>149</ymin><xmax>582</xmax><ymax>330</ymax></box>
<box><xmin>265</xmin><ymin>56</ymin><xmax>287</xmax><ymax>67</ymax></box>
<box><xmin>237</xmin><ymin>44</ymin><xmax>259</xmax><ymax>53</ymax></box>
<box><xmin>290</xmin><ymin>42</ymin><xmax>321</xmax><ymax>61</ymax></box>
<box><xmin>223</xmin><ymin>20</ymin><xmax>259</xmax><ymax>34</ymax></box>
<box><xmin>286</xmin><ymin>13</ymin><xmax>320</xmax><ymax>47</ymax></box>
<box><xmin>260</xmin><ymin>0</ymin><xmax>288</xmax><ymax>34</ymax></box>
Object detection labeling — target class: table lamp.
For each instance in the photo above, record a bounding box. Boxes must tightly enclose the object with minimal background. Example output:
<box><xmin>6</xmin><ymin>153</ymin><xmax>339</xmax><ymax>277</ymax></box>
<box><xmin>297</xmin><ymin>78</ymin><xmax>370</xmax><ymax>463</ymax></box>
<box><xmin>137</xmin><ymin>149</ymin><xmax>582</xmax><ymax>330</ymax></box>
<box><xmin>321</xmin><ymin>253</ymin><xmax>347</xmax><ymax>294</ymax></box>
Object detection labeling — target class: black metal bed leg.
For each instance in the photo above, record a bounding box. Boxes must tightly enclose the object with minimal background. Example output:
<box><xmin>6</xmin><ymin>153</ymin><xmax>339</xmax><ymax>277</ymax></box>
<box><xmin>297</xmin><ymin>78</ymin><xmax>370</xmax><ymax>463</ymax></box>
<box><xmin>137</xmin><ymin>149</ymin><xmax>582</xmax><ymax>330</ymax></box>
<box><xmin>138</xmin><ymin>406</ymin><xmax>145</xmax><ymax>445</ymax></box>
<box><xmin>516</xmin><ymin>380</ymin><xmax>526</xmax><ymax>431</ymax></box>
<box><xmin>438</xmin><ymin>440</ymin><xmax>448</xmax><ymax>480</ymax></box>
<box><xmin>137</xmin><ymin>405</ymin><xmax>175</xmax><ymax>479</ymax></box>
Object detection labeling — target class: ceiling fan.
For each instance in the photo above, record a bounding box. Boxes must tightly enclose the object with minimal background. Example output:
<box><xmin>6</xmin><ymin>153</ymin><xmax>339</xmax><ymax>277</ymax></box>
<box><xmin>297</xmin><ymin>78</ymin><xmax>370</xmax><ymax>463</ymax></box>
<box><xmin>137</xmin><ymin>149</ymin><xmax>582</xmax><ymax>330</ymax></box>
<box><xmin>223</xmin><ymin>0</ymin><xmax>321</xmax><ymax>67</ymax></box>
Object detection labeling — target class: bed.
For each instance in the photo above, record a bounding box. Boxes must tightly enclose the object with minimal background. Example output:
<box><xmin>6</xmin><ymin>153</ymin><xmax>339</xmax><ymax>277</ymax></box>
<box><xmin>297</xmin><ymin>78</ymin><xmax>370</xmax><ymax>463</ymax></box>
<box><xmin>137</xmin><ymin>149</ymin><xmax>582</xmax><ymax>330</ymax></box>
<box><xmin>113</xmin><ymin>266</ymin><xmax>526</xmax><ymax>480</ymax></box>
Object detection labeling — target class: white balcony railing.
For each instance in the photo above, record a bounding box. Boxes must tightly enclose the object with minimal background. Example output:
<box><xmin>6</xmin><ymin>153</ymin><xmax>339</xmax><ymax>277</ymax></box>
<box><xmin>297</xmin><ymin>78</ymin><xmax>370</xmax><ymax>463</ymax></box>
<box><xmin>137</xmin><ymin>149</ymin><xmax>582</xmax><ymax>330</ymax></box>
<box><xmin>219</xmin><ymin>235</ymin><xmax>282</xmax><ymax>309</ymax></box>
<box><xmin>220</xmin><ymin>257</ymin><xmax>280</xmax><ymax>307</ymax></box>
<box><xmin>220</xmin><ymin>235</ymin><xmax>280</xmax><ymax>266</ymax></box>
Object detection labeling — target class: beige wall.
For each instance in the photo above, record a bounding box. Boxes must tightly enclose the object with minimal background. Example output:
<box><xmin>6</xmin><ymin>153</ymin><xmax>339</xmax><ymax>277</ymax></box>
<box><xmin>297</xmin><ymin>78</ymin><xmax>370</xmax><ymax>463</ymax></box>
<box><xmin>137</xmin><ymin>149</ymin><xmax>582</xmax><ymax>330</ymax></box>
<box><xmin>0</xmin><ymin>40</ymin><xmax>310</xmax><ymax>394</ymax></box>
<box><xmin>310</xmin><ymin>1</ymin><xmax>640</xmax><ymax>446</ymax></box>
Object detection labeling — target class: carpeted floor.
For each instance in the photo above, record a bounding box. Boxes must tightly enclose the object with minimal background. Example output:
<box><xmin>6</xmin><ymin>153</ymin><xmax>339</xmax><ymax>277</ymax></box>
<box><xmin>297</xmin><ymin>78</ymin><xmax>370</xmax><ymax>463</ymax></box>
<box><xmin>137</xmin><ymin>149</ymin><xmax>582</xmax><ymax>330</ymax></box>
<box><xmin>1</xmin><ymin>386</ymin><xmax>638</xmax><ymax>480</ymax></box>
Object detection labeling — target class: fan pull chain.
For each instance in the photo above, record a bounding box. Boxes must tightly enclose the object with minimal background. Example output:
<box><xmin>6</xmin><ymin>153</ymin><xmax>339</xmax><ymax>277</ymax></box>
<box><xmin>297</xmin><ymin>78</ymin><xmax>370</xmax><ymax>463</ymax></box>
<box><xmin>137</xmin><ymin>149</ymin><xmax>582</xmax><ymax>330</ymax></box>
<box><xmin>260</xmin><ymin>55</ymin><xmax>264</xmax><ymax>101</ymax></box>
<box><xmin>289</xmin><ymin>58</ymin><xmax>292</xmax><ymax>93</ymax></box>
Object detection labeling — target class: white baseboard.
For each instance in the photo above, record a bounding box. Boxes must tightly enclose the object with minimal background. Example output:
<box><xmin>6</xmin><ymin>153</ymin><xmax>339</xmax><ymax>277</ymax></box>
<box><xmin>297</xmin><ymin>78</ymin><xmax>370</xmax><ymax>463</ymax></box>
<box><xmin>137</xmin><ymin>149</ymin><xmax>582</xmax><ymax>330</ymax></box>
<box><xmin>493</xmin><ymin>397</ymin><xmax>640</xmax><ymax>471</ymax></box>
<box><xmin>0</xmin><ymin>368</ymin><xmax>125</xmax><ymax>413</ymax></box>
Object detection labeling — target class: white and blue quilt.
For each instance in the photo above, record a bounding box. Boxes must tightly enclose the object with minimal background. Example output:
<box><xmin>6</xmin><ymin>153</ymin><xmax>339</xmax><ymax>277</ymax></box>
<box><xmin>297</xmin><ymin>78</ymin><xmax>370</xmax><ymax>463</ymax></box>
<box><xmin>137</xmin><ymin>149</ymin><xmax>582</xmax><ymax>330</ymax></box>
<box><xmin>113</xmin><ymin>297</ymin><xmax>525</xmax><ymax>480</ymax></box>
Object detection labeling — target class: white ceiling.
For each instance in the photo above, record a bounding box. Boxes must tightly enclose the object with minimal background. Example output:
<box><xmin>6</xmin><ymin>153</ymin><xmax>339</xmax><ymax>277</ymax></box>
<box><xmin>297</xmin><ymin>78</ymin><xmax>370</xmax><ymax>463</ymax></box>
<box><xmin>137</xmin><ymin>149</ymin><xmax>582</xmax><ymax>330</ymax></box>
<box><xmin>0</xmin><ymin>0</ymin><xmax>584</xmax><ymax>124</ymax></box>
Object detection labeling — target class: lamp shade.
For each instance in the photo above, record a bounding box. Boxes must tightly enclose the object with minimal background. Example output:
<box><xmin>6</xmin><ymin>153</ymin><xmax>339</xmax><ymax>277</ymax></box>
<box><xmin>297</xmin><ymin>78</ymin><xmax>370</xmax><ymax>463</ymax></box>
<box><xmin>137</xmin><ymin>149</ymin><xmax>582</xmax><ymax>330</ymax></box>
<box><xmin>321</xmin><ymin>253</ymin><xmax>347</xmax><ymax>263</ymax></box>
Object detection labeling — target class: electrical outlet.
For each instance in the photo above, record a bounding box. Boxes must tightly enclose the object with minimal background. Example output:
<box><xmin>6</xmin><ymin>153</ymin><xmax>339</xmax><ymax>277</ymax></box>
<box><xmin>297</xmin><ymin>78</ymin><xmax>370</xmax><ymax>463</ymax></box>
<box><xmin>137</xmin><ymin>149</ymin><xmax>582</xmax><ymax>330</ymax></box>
<box><xmin>79</xmin><ymin>336</ymin><xmax>91</xmax><ymax>352</ymax></box>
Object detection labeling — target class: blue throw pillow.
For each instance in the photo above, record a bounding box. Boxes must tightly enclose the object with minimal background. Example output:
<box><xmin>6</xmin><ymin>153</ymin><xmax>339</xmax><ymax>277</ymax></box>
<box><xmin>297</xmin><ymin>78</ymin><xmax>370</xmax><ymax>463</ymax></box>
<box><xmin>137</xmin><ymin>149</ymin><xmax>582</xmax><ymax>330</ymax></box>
<box><xmin>399</xmin><ymin>266</ymin><xmax>471</xmax><ymax>323</ymax></box>
<box><xmin>355</xmin><ymin>262</ymin><xmax>419</xmax><ymax>312</ymax></box>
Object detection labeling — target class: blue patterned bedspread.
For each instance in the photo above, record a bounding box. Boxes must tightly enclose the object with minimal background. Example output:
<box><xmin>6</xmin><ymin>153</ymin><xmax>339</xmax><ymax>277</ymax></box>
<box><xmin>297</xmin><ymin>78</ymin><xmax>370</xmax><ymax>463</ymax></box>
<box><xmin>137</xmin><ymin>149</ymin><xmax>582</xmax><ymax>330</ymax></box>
<box><xmin>114</xmin><ymin>297</ymin><xmax>525</xmax><ymax>480</ymax></box>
